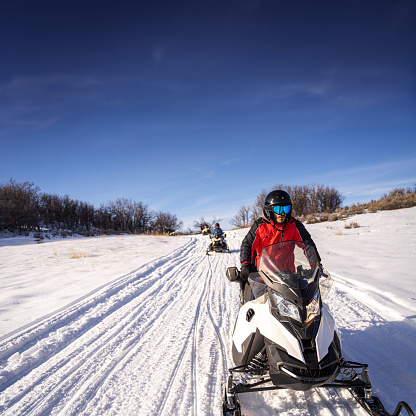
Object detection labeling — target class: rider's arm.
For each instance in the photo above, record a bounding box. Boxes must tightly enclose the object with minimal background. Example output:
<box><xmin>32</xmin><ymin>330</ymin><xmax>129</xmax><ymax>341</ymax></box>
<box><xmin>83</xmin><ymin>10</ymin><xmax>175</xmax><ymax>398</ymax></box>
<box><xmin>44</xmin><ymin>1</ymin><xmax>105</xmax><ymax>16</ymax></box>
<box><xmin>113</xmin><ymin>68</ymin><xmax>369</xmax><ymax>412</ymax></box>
<box><xmin>294</xmin><ymin>219</ymin><xmax>321</xmax><ymax>264</ymax></box>
<box><xmin>240</xmin><ymin>219</ymin><xmax>260</xmax><ymax>266</ymax></box>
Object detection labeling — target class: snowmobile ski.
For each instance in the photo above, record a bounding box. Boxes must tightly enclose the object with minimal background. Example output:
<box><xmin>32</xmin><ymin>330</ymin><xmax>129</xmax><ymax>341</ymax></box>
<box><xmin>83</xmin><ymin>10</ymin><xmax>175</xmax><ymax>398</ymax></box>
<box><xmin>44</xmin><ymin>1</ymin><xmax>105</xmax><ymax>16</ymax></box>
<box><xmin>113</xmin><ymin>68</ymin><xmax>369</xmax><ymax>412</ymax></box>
<box><xmin>221</xmin><ymin>359</ymin><xmax>414</xmax><ymax>416</ymax></box>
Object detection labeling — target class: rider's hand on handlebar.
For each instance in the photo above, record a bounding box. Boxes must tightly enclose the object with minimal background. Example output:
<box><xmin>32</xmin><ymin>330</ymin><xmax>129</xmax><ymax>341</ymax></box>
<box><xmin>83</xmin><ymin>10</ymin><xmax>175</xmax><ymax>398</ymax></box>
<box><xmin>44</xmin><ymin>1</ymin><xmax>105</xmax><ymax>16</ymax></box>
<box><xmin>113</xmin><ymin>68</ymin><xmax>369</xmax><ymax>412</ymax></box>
<box><xmin>241</xmin><ymin>263</ymin><xmax>256</xmax><ymax>281</ymax></box>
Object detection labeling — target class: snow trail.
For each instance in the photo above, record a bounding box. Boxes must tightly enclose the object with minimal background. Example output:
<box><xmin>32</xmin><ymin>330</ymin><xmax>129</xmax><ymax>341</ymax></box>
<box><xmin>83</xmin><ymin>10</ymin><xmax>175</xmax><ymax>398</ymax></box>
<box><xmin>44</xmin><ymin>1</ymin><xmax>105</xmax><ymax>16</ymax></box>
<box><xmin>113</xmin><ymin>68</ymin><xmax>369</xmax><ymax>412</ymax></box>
<box><xmin>0</xmin><ymin>234</ymin><xmax>240</xmax><ymax>415</ymax></box>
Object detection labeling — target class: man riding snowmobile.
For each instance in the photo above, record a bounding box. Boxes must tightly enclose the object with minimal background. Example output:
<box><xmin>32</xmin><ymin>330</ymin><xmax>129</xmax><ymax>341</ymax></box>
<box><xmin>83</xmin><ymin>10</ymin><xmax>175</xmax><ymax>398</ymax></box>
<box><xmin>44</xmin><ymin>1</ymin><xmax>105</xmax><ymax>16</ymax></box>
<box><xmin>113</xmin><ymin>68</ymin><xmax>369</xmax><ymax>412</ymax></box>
<box><xmin>212</xmin><ymin>223</ymin><xmax>224</xmax><ymax>241</ymax></box>
<box><xmin>207</xmin><ymin>223</ymin><xmax>230</xmax><ymax>254</ymax></box>
<box><xmin>201</xmin><ymin>222</ymin><xmax>210</xmax><ymax>235</ymax></box>
<box><xmin>240</xmin><ymin>190</ymin><xmax>320</xmax><ymax>302</ymax></box>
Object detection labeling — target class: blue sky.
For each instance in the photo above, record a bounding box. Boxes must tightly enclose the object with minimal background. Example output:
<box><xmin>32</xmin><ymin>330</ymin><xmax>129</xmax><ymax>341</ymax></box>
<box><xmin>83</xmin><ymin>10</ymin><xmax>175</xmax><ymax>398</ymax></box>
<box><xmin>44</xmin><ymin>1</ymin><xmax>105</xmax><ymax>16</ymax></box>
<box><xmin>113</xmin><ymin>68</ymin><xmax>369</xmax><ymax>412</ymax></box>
<box><xmin>1</xmin><ymin>0</ymin><xmax>415</xmax><ymax>230</ymax></box>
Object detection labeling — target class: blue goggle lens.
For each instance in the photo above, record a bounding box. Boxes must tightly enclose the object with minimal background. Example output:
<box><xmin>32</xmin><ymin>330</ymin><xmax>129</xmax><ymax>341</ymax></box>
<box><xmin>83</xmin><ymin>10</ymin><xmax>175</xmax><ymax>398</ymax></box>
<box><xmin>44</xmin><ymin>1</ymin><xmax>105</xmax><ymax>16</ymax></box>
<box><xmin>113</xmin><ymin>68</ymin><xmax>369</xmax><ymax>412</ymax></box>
<box><xmin>273</xmin><ymin>205</ymin><xmax>291</xmax><ymax>215</ymax></box>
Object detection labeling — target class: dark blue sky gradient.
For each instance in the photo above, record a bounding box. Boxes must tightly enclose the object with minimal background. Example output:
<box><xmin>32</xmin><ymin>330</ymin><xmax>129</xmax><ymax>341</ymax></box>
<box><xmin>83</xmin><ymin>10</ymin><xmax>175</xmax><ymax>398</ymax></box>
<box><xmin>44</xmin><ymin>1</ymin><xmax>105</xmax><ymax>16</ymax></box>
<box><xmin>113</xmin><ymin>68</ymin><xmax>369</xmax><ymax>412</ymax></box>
<box><xmin>1</xmin><ymin>0</ymin><xmax>415</xmax><ymax>228</ymax></box>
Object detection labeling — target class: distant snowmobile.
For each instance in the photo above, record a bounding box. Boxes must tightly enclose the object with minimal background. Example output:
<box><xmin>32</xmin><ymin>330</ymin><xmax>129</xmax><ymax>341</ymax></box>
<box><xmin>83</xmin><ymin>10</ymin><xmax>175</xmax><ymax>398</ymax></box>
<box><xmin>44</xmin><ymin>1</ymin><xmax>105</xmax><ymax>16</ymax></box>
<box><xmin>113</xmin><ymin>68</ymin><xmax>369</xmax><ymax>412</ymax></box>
<box><xmin>206</xmin><ymin>233</ymin><xmax>231</xmax><ymax>255</ymax></box>
<box><xmin>222</xmin><ymin>240</ymin><xmax>414</xmax><ymax>416</ymax></box>
<box><xmin>202</xmin><ymin>225</ymin><xmax>211</xmax><ymax>235</ymax></box>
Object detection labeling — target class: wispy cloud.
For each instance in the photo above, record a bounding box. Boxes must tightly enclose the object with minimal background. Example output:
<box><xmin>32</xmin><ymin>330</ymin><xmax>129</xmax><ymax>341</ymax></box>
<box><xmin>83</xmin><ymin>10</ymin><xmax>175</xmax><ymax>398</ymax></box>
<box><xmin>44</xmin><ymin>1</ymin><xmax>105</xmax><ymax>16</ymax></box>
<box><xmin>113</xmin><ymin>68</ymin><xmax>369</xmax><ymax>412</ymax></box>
<box><xmin>280</xmin><ymin>82</ymin><xmax>330</xmax><ymax>97</ymax></box>
<box><xmin>0</xmin><ymin>103</ymin><xmax>59</xmax><ymax>133</ymax></box>
<box><xmin>345</xmin><ymin>178</ymin><xmax>416</xmax><ymax>197</ymax></box>
<box><xmin>189</xmin><ymin>167</ymin><xmax>215</xmax><ymax>181</ymax></box>
<box><xmin>194</xmin><ymin>194</ymin><xmax>219</xmax><ymax>208</ymax></box>
<box><xmin>322</xmin><ymin>158</ymin><xmax>416</xmax><ymax>179</ymax></box>
<box><xmin>151</xmin><ymin>41</ymin><xmax>175</xmax><ymax>63</ymax></box>
<box><xmin>326</xmin><ymin>64</ymin><xmax>392</xmax><ymax>78</ymax></box>
<box><xmin>0</xmin><ymin>74</ymin><xmax>102</xmax><ymax>132</ymax></box>
<box><xmin>308</xmin><ymin>157</ymin><xmax>416</xmax><ymax>204</ymax></box>
<box><xmin>221</xmin><ymin>158</ymin><xmax>239</xmax><ymax>166</ymax></box>
<box><xmin>152</xmin><ymin>46</ymin><xmax>164</xmax><ymax>62</ymax></box>
<box><xmin>1</xmin><ymin>74</ymin><xmax>101</xmax><ymax>93</ymax></box>
<box><xmin>255</xmin><ymin>81</ymin><xmax>330</xmax><ymax>103</ymax></box>
<box><xmin>223</xmin><ymin>81</ymin><xmax>331</xmax><ymax>108</ymax></box>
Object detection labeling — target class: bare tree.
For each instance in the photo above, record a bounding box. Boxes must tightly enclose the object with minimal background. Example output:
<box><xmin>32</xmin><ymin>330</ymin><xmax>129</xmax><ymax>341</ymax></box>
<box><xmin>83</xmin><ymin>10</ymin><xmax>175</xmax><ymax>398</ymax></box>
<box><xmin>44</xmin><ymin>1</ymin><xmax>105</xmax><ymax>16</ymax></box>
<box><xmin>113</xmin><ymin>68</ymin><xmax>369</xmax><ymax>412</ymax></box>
<box><xmin>39</xmin><ymin>193</ymin><xmax>62</xmax><ymax>228</ymax></box>
<box><xmin>152</xmin><ymin>211</ymin><xmax>183</xmax><ymax>234</ymax></box>
<box><xmin>194</xmin><ymin>217</ymin><xmax>211</xmax><ymax>232</ymax></box>
<box><xmin>61</xmin><ymin>195</ymin><xmax>79</xmax><ymax>230</ymax></box>
<box><xmin>193</xmin><ymin>216</ymin><xmax>223</xmax><ymax>232</ymax></box>
<box><xmin>312</xmin><ymin>184</ymin><xmax>344</xmax><ymax>213</ymax></box>
<box><xmin>132</xmin><ymin>201</ymin><xmax>152</xmax><ymax>233</ymax></box>
<box><xmin>211</xmin><ymin>216</ymin><xmax>223</xmax><ymax>226</ymax></box>
<box><xmin>77</xmin><ymin>201</ymin><xmax>95</xmax><ymax>231</ymax></box>
<box><xmin>230</xmin><ymin>205</ymin><xmax>252</xmax><ymax>228</ymax></box>
<box><xmin>289</xmin><ymin>185</ymin><xmax>310</xmax><ymax>217</ymax></box>
<box><xmin>251</xmin><ymin>189</ymin><xmax>269</xmax><ymax>222</ymax></box>
<box><xmin>0</xmin><ymin>178</ymin><xmax>40</xmax><ymax>231</ymax></box>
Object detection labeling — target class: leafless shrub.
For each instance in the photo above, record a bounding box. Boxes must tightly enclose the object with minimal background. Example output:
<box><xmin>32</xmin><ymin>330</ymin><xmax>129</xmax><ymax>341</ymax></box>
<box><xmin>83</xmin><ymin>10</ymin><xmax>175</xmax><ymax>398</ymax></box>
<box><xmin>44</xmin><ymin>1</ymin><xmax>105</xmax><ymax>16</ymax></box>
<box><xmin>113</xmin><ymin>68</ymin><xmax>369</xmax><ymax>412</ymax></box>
<box><xmin>366</xmin><ymin>186</ymin><xmax>416</xmax><ymax>212</ymax></box>
<box><xmin>348</xmin><ymin>204</ymin><xmax>365</xmax><ymax>215</ymax></box>
<box><xmin>305</xmin><ymin>214</ymin><xmax>320</xmax><ymax>224</ymax></box>
<box><xmin>34</xmin><ymin>231</ymin><xmax>44</xmax><ymax>241</ymax></box>
<box><xmin>70</xmin><ymin>248</ymin><xmax>86</xmax><ymax>259</ymax></box>
<box><xmin>345</xmin><ymin>222</ymin><xmax>360</xmax><ymax>229</ymax></box>
<box><xmin>328</xmin><ymin>213</ymin><xmax>340</xmax><ymax>222</ymax></box>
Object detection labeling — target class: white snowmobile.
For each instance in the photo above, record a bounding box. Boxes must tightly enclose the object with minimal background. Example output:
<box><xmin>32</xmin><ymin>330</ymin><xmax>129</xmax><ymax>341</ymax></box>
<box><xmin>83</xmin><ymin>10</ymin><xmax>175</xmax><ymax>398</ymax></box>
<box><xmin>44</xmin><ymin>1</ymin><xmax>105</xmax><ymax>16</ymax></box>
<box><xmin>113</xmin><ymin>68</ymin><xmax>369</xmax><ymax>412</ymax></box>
<box><xmin>202</xmin><ymin>225</ymin><xmax>211</xmax><ymax>235</ymax></box>
<box><xmin>206</xmin><ymin>233</ymin><xmax>231</xmax><ymax>255</ymax></box>
<box><xmin>222</xmin><ymin>240</ymin><xmax>414</xmax><ymax>416</ymax></box>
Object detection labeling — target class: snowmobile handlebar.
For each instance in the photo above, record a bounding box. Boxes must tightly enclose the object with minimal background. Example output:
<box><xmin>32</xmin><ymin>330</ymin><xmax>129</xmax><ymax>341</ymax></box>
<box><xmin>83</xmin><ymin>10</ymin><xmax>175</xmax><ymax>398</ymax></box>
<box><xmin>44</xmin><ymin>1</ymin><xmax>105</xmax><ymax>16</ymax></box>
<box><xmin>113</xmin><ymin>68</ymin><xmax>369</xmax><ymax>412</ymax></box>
<box><xmin>226</xmin><ymin>267</ymin><xmax>260</xmax><ymax>282</ymax></box>
<box><xmin>226</xmin><ymin>267</ymin><xmax>240</xmax><ymax>282</ymax></box>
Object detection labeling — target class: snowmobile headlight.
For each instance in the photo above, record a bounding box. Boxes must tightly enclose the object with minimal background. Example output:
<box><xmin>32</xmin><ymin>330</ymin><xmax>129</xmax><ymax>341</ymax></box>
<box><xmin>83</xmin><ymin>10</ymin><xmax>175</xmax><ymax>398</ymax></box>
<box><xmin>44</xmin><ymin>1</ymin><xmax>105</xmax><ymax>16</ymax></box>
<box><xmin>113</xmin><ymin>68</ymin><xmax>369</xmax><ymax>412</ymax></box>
<box><xmin>305</xmin><ymin>291</ymin><xmax>320</xmax><ymax>324</ymax></box>
<box><xmin>272</xmin><ymin>292</ymin><xmax>301</xmax><ymax>323</ymax></box>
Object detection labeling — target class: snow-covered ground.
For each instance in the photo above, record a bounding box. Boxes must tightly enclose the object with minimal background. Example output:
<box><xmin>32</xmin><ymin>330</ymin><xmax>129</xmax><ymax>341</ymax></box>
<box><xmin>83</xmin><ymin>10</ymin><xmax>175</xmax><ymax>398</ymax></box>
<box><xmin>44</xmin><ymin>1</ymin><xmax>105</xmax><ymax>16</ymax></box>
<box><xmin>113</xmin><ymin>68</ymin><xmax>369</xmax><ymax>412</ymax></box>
<box><xmin>0</xmin><ymin>207</ymin><xmax>415</xmax><ymax>415</ymax></box>
<box><xmin>0</xmin><ymin>234</ymin><xmax>193</xmax><ymax>339</ymax></box>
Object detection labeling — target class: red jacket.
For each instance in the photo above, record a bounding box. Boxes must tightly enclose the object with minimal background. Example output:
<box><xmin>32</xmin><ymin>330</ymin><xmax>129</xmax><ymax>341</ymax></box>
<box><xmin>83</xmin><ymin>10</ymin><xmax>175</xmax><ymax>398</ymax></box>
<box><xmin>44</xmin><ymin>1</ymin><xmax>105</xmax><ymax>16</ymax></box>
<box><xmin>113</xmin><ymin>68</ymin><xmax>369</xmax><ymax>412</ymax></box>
<box><xmin>240</xmin><ymin>217</ymin><xmax>320</xmax><ymax>269</ymax></box>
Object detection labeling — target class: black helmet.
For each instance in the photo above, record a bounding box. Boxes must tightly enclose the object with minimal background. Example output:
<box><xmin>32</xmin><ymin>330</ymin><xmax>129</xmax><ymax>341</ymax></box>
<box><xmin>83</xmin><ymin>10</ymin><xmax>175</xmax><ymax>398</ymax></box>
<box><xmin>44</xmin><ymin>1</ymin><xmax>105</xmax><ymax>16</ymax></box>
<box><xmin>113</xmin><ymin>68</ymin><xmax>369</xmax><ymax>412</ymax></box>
<box><xmin>263</xmin><ymin>190</ymin><xmax>292</xmax><ymax>221</ymax></box>
<box><xmin>215</xmin><ymin>223</ymin><xmax>220</xmax><ymax>227</ymax></box>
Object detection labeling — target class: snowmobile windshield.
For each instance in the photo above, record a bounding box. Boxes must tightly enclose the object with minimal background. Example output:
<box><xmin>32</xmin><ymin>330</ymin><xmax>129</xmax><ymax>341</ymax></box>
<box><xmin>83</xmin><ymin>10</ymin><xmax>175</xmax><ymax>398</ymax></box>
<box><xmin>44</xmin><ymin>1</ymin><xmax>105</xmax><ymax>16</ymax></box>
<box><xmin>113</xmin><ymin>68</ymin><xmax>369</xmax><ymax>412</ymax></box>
<box><xmin>258</xmin><ymin>241</ymin><xmax>317</xmax><ymax>290</ymax></box>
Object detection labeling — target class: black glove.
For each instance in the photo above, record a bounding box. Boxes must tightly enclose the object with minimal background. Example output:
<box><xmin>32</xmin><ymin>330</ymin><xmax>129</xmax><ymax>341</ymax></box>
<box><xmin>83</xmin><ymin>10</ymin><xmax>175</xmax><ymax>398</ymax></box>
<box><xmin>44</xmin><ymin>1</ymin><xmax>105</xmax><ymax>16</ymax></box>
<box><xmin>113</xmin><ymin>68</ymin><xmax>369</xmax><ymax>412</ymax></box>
<box><xmin>241</xmin><ymin>263</ymin><xmax>256</xmax><ymax>281</ymax></box>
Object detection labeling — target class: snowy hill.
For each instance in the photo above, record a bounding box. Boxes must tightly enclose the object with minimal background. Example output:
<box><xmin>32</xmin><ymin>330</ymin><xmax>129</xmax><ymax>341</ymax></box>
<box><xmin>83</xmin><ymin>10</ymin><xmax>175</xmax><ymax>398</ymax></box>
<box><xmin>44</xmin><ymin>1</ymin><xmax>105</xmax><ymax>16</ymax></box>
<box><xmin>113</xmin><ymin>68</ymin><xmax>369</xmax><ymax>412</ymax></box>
<box><xmin>0</xmin><ymin>207</ymin><xmax>415</xmax><ymax>415</ymax></box>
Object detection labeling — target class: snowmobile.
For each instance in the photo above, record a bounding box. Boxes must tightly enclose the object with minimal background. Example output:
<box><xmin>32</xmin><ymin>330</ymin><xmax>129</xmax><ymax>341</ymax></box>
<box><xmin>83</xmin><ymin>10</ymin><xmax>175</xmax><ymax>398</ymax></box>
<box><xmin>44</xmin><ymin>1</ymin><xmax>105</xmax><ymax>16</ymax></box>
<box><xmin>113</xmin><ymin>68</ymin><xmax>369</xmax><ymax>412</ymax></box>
<box><xmin>206</xmin><ymin>233</ymin><xmax>231</xmax><ymax>255</ymax></box>
<box><xmin>202</xmin><ymin>225</ymin><xmax>211</xmax><ymax>236</ymax></box>
<box><xmin>222</xmin><ymin>240</ymin><xmax>414</xmax><ymax>416</ymax></box>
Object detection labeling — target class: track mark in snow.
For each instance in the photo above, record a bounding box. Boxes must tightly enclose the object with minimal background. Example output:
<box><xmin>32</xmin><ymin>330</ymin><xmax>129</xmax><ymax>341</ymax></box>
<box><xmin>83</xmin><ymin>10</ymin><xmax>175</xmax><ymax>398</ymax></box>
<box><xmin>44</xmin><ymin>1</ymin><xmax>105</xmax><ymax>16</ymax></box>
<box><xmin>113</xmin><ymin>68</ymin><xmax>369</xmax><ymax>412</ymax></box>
<box><xmin>0</xmin><ymin>238</ymin><xmax>204</xmax><ymax>415</ymax></box>
<box><xmin>153</xmin><ymin>245</ymin><xmax>210</xmax><ymax>416</ymax></box>
<box><xmin>205</xmin><ymin>255</ymin><xmax>230</xmax><ymax>389</ymax></box>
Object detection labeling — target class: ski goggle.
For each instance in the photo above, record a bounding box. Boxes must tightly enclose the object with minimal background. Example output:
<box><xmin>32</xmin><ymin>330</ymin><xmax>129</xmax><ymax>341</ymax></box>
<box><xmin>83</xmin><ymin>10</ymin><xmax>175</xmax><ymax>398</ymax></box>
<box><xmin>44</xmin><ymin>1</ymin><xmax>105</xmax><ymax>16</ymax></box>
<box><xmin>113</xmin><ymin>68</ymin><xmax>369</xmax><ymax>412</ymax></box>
<box><xmin>273</xmin><ymin>205</ymin><xmax>291</xmax><ymax>215</ymax></box>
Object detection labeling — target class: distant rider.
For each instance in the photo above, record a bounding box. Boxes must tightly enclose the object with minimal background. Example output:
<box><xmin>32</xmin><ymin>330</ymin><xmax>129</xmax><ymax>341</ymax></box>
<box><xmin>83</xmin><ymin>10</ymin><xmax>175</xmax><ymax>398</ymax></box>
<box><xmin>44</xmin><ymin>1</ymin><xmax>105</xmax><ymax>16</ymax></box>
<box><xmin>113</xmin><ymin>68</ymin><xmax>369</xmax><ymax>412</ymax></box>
<box><xmin>240</xmin><ymin>190</ymin><xmax>321</xmax><ymax>300</ymax></box>
<box><xmin>212</xmin><ymin>223</ymin><xmax>223</xmax><ymax>237</ymax></box>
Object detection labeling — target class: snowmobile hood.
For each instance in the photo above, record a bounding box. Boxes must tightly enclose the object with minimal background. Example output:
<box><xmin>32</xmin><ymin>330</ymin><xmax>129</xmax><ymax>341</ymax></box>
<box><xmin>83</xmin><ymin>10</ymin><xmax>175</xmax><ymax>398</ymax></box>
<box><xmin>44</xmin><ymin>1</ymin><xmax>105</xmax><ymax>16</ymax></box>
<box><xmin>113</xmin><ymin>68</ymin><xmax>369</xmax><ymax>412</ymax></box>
<box><xmin>256</xmin><ymin>241</ymin><xmax>332</xmax><ymax>306</ymax></box>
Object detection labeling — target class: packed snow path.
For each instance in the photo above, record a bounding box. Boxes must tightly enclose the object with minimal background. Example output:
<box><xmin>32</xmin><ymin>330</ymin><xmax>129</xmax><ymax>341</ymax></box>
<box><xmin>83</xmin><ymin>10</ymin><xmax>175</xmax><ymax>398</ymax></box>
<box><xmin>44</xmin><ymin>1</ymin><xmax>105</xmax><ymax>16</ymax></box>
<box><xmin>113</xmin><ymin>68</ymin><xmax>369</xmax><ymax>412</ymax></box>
<box><xmin>0</xmin><ymin>229</ymin><xmax>415</xmax><ymax>415</ymax></box>
<box><xmin>0</xmin><ymin>235</ymin><xmax>240</xmax><ymax>416</ymax></box>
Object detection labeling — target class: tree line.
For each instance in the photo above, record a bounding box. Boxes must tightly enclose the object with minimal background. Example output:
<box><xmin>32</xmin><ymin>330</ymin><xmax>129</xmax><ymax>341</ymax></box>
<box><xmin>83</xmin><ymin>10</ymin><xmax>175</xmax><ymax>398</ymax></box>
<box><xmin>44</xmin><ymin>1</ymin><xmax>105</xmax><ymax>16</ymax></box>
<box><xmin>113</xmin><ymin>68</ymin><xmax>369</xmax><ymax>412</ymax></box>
<box><xmin>230</xmin><ymin>184</ymin><xmax>345</xmax><ymax>228</ymax></box>
<box><xmin>0</xmin><ymin>178</ymin><xmax>183</xmax><ymax>235</ymax></box>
